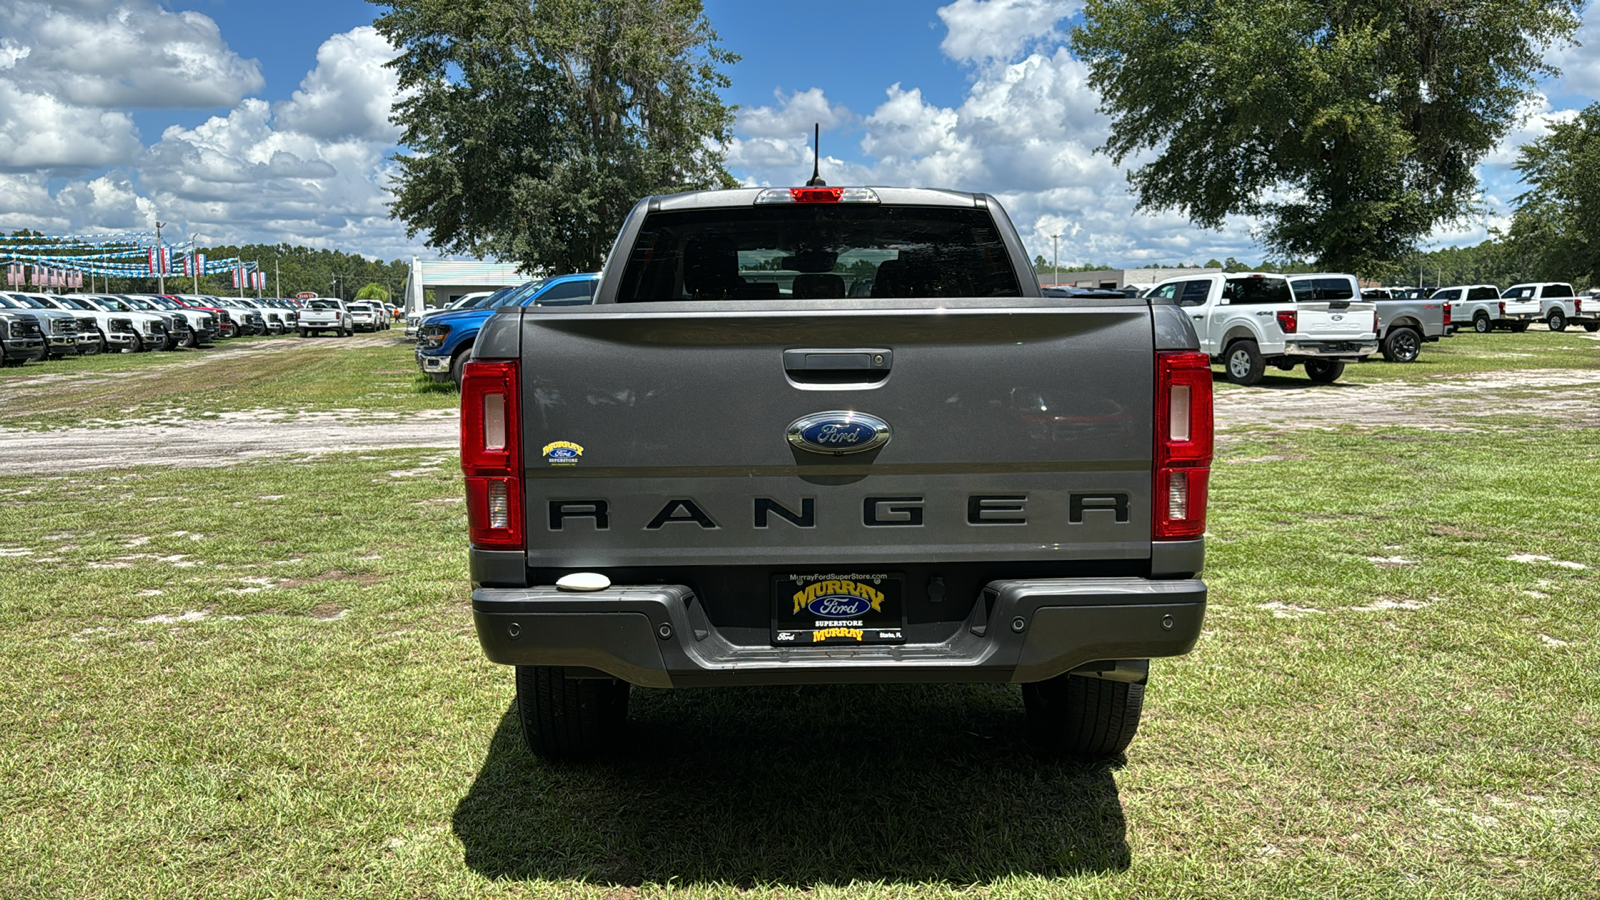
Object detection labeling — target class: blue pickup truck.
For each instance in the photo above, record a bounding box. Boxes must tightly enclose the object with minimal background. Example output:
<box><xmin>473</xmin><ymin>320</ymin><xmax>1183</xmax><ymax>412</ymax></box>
<box><xmin>415</xmin><ymin>273</ymin><xmax>598</xmax><ymax>385</ymax></box>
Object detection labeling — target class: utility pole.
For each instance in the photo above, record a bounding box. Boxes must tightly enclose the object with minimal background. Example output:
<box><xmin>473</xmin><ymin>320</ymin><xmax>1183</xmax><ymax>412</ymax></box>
<box><xmin>274</xmin><ymin>259</ymin><xmax>280</xmax><ymax>298</ymax></box>
<box><xmin>155</xmin><ymin>220</ymin><xmax>166</xmax><ymax>293</ymax></box>
<box><xmin>1052</xmin><ymin>233</ymin><xmax>1061</xmax><ymax>286</ymax></box>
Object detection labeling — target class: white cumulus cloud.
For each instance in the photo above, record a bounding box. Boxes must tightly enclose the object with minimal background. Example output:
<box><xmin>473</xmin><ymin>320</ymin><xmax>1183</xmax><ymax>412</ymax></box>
<box><xmin>275</xmin><ymin>27</ymin><xmax>406</xmax><ymax>143</ymax></box>
<box><xmin>937</xmin><ymin>0</ymin><xmax>1079</xmax><ymax>64</ymax></box>
<box><xmin>3</xmin><ymin>0</ymin><xmax>262</xmax><ymax>110</ymax></box>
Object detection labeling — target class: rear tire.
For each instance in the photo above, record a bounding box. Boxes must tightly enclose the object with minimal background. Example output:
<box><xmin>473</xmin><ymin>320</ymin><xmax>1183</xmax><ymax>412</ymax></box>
<box><xmin>1473</xmin><ymin>314</ymin><xmax>1491</xmax><ymax>334</ymax></box>
<box><xmin>1511</xmin><ymin>322</ymin><xmax>1530</xmax><ymax>333</ymax></box>
<box><xmin>1305</xmin><ymin>358</ymin><xmax>1345</xmax><ymax>383</ymax></box>
<box><xmin>1548</xmin><ymin>310</ymin><xmax>1567</xmax><ymax>332</ymax></box>
<box><xmin>1223</xmin><ymin>340</ymin><xmax>1264</xmax><ymax>385</ymax></box>
<box><xmin>1023</xmin><ymin>672</ymin><xmax>1145</xmax><ymax>758</ymax></box>
<box><xmin>1381</xmin><ymin>326</ymin><xmax>1422</xmax><ymax>363</ymax></box>
<box><xmin>1586</xmin><ymin>324</ymin><xmax>1599</xmax><ymax>333</ymax></box>
<box><xmin>515</xmin><ymin>666</ymin><xmax>629</xmax><ymax>760</ymax></box>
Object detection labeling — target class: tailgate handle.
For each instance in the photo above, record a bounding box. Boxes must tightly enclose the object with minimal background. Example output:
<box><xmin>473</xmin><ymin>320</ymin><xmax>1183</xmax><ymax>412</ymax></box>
<box><xmin>783</xmin><ymin>349</ymin><xmax>893</xmax><ymax>385</ymax></box>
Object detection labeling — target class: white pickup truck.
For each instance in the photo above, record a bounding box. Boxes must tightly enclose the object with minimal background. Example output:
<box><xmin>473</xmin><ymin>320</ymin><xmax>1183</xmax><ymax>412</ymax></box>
<box><xmin>1431</xmin><ymin>285</ymin><xmax>1526</xmax><ymax>333</ymax></box>
<box><xmin>297</xmin><ymin>298</ymin><xmax>352</xmax><ymax>337</ymax></box>
<box><xmin>1502</xmin><ymin>282</ymin><xmax>1596</xmax><ymax>332</ymax></box>
<box><xmin>1150</xmin><ymin>272</ymin><xmax>1378</xmax><ymax>384</ymax></box>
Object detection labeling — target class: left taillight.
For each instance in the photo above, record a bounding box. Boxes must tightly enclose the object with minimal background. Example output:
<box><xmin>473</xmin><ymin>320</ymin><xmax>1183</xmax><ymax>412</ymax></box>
<box><xmin>461</xmin><ymin>359</ymin><xmax>524</xmax><ymax>550</ymax></box>
<box><xmin>1154</xmin><ymin>351</ymin><xmax>1213</xmax><ymax>541</ymax></box>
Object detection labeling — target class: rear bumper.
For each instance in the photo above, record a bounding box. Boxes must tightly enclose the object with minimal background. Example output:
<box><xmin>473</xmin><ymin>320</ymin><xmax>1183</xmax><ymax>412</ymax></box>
<box><xmin>472</xmin><ymin>577</ymin><xmax>1206</xmax><ymax>688</ymax></box>
<box><xmin>1283</xmin><ymin>339</ymin><xmax>1378</xmax><ymax>358</ymax></box>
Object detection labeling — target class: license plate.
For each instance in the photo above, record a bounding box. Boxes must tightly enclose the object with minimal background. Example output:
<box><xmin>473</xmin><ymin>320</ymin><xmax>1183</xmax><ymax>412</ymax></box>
<box><xmin>771</xmin><ymin>573</ymin><xmax>905</xmax><ymax>646</ymax></box>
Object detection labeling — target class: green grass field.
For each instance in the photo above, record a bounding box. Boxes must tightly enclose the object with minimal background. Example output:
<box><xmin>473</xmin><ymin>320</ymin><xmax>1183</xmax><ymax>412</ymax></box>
<box><xmin>1</xmin><ymin>338</ymin><xmax>1597</xmax><ymax>898</ymax></box>
<box><xmin>0</xmin><ymin>334</ymin><xmax>452</xmax><ymax>431</ymax></box>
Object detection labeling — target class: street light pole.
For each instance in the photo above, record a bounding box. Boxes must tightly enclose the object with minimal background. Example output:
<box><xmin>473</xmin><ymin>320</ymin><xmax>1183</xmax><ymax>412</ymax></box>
<box><xmin>1052</xmin><ymin>233</ymin><xmax>1060</xmax><ymax>286</ymax></box>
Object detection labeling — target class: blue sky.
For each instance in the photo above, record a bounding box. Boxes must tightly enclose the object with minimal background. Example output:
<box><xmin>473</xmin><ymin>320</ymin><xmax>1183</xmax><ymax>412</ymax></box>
<box><xmin>2</xmin><ymin>0</ymin><xmax>1597</xmax><ymax>270</ymax></box>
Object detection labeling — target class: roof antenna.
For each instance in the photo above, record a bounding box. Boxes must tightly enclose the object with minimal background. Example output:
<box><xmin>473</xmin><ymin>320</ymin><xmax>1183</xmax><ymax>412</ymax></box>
<box><xmin>805</xmin><ymin>123</ymin><xmax>826</xmax><ymax>186</ymax></box>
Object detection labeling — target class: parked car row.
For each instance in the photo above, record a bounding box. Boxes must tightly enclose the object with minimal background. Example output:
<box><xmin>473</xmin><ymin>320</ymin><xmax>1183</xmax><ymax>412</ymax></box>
<box><xmin>0</xmin><ymin>291</ymin><xmax>397</xmax><ymax>367</ymax></box>
<box><xmin>1135</xmin><ymin>272</ymin><xmax>1600</xmax><ymax>386</ymax></box>
<box><xmin>1417</xmin><ymin>282</ymin><xmax>1600</xmax><ymax>334</ymax></box>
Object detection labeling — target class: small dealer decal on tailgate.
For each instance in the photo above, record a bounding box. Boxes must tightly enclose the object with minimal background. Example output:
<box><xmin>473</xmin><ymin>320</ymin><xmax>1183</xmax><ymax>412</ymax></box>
<box><xmin>542</xmin><ymin>441</ymin><xmax>584</xmax><ymax>466</ymax></box>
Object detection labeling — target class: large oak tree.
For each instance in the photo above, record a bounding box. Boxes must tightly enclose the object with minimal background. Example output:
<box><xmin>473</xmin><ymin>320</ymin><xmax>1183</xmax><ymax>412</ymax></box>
<box><xmin>373</xmin><ymin>0</ymin><xmax>737</xmax><ymax>274</ymax></box>
<box><xmin>1072</xmin><ymin>1</ymin><xmax>1580</xmax><ymax>274</ymax></box>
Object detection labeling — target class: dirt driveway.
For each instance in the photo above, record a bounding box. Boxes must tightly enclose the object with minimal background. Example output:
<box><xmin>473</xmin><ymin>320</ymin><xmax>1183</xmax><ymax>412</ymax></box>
<box><xmin>1213</xmin><ymin>368</ymin><xmax>1600</xmax><ymax>434</ymax></box>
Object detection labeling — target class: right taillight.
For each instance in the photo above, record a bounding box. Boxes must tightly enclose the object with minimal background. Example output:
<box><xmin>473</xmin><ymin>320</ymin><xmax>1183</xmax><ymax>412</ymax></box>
<box><xmin>1154</xmin><ymin>351</ymin><xmax>1213</xmax><ymax>541</ymax></box>
<box><xmin>461</xmin><ymin>359</ymin><xmax>524</xmax><ymax>550</ymax></box>
<box><xmin>1499</xmin><ymin>301</ymin><xmax>1506</xmax><ymax>317</ymax></box>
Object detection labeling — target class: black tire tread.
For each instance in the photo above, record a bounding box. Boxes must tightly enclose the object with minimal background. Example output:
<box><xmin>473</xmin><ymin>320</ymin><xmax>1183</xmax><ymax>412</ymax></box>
<box><xmin>515</xmin><ymin>665</ymin><xmax>629</xmax><ymax>760</ymax></box>
<box><xmin>1023</xmin><ymin>673</ymin><xmax>1145</xmax><ymax>758</ymax></box>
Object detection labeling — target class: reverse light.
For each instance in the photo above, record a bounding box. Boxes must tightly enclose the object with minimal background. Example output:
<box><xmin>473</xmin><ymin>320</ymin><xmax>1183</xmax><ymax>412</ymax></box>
<box><xmin>1154</xmin><ymin>351</ymin><xmax>1213</xmax><ymax>541</ymax></box>
<box><xmin>1276</xmin><ymin>310</ymin><xmax>1297</xmax><ymax>334</ymax></box>
<box><xmin>461</xmin><ymin>359</ymin><xmax>524</xmax><ymax>550</ymax></box>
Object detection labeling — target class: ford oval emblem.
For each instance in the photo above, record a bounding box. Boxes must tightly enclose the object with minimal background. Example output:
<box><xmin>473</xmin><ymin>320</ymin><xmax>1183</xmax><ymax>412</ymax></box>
<box><xmin>787</xmin><ymin>411</ymin><xmax>892</xmax><ymax>455</ymax></box>
<box><xmin>807</xmin><ymin>594</ymin><xmax>873</xmax><ymax>618</ymax></box>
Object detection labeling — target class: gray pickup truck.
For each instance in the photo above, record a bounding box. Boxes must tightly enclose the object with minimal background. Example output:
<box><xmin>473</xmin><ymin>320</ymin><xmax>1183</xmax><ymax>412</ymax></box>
<box><xmin>462</xmin><ymin>186</ymin><xmax>1212</xmax><ymax>760</ymax></box>
<box><xmin>1356</xmin><ymin>286</ymin><xmax>1453</xmax><ymax>361</ymax></box>
<box><xmin>1287</xmin><ymin>276</ymin><xmax>1448</xmax><ymax>363</ymax></box>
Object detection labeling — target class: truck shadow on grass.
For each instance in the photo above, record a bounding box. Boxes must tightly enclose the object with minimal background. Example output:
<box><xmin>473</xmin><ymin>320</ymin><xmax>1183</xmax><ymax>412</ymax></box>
<box><xmin>1212</xmin><ymin>371</ymin><xmax>1364</xmax><ymax>390</ymax></box>
<box><xmin>452</xmin><ymin>682</ymin><xmax>1129</xmax><ymax>888</ymax></box>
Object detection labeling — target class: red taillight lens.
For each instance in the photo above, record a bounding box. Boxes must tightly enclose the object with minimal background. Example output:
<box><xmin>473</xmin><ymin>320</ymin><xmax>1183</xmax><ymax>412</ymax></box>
<box><xmin>1499</xmin><ymin>301</ymin><xmax>1506</xmax><ymax>316</ymax></box>
<box><xmin>791</xmin><ymin>187</ymin><xmax>844</xmax><ymax>203</ymax></box>
<box><xmin>1443</xmin><ymin>303</ymin><xmax>1452</xmax><ymax>326</ymax></box>
<box><xmin>461</xmin><ymin>359</ymin><xmax>524</xmax><ymax>550</ymax></box>
<box><xmin>1276</xmin><ymin>310</ymin><xmax>1297</xmax><ymax>333</ymax></box>
<box><xmin>1154</xmin><ymin>352</ymin><xmax>1213</xmax><ymax>541</ymax></box>
<box><xmin>1373</xmin><ymin>311</ymin><xmax>1380</xmax><ymax>333</ymax></box>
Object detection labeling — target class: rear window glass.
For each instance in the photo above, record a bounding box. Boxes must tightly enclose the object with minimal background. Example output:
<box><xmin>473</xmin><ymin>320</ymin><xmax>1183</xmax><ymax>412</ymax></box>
<box><xmin>615</xmin><ymin>205</ymin><xmax>1021</xmax><ymax>302</ymax></box>
<box><xmin>1545</xmin><ymin>283</ymin><xmax>1574</xmax><ymax>297</ymax></box>
<box><xmin>1290</xmin><ymin>277</ymin><xmax>1355</xmax><ymax>302</ymax></box>
<box><xmin>1222</xmin><ymin>276</ymin><xmax>1291</xmax><ymax>304</ymax></box>
<box><xmin>1468</xmin><ymin>287</ymin><xmax>1498</xmax><ymax>301</ymax></box>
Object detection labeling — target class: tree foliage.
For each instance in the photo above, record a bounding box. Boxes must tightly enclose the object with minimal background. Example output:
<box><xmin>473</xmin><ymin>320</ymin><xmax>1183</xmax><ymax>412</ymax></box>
<box><xmin>1073</xmin><ymin>0</ymin><xmax>1581</xmax><ymax>274</ymax></box>
<box><xmin>1506</xmin><ymin>102</ymin><xmax>1600</xmax><ymax>283</ymax></box>
<box><xmin>355</xmin><ymin>282</ymin><xmax>392</xmax><ymax>302</ymax></box>
<box><xmin>374</xmin><ymin>0</ymin><xmax>738</xmax><ymax>274</ymax></box>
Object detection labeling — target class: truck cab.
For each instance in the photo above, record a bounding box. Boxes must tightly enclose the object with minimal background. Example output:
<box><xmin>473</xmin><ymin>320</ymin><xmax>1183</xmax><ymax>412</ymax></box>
<box><xmin>1151</xmin><ymin>272</ymin><xmax>1378</xmax><ymax>384</ymax></box>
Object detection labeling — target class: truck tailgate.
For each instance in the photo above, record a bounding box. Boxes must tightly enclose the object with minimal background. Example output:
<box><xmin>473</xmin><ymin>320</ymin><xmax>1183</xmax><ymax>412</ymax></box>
<box><xmin>1298</xmin><ymin>302</ymin><xmax>1375</xmax><ymax>339</ymax></box>
<box><xmin>514</xmin><ymin>301</ymin><xmax>1156</xmax><ymax>569</ymax></box>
